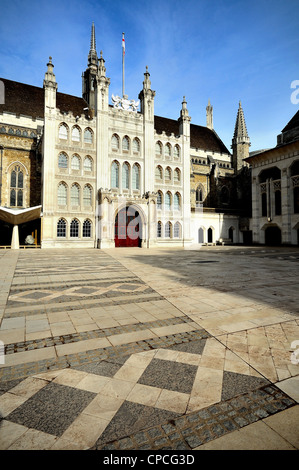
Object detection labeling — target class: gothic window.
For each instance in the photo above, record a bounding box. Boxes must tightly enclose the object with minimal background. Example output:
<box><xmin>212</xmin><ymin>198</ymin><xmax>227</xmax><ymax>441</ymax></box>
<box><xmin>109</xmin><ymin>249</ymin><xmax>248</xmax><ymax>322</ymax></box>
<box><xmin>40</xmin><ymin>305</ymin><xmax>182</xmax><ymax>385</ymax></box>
<box><xmin>57</xmin><ymin>218</ymin><xmax>66</xmax><ymax>237</ymax></box>
<box><xmin>165</xmin><ymin>143</ymin><xmax>171</xmax><ymax>158</ymax></box>
<box><xmin>70</xmin><ymin>219</ymin><xmax>79</xmax><ymax>237</ymax></box>
<box><xmin>9</xmin><ymin>165</ymin><xmax>24</xmax><ymax>207</ymax></box>
<box><xmin>83</xmin><ymin>185</ymin><xmax>92</xmax><ymax>206</ymax></box>
<box><xmin>58</xmin><ymin>123</ymin><xmax>68</xmax><ymax>140</ymax></box>
<box><xmin>111</xmin><ymin>161</ymin><xmax>119</xmax><ymax>188</ymax></box>
<box><xmin>174</xmin><ymin>222</ymin><xmax>181</xmax><ymax>238</ymax></box>
<box><xmin>174</xmin><ymin>168</ymin><xmax>180</xmax><ymax>183</ymax></box>
<box><xmin>132</xmin><ymin>164</ymin><xmax>140</xmax><ymax>190</ymax></box>
<box><xmin>58</xmin><ymin>153</ymin><xmax>68</xmax><ymax>168</ymax></box>
<box><xmin>157</xmin><ymin>221</ymin><xmax>162</xmax><ymax>238</ymax></box>
<box><xmin>0</xmin><ymin>126</ymin><xmax>5</xmax><ymax>133</ymax></box>
<box><xmin>84</xmin><ymin>128</ymin><xmax>93</xmax><ymax>144</ymax></box>
<box><xmin>165</xmin><ymin>192</ymin><xmax>172</xmax><ymax>210</ymax></box>
<box><xmin>111</xmin><ymin>134</ymin><xmax>119</xmax><ymax>150</ymax></box>
<box><xmin>155</xmin><ymin>141</ymin><xmax>162</xmax><ymax>157</ymax></box>
<box><xmin>71</xmin><ymin>184</ymin><xmax>80</xmax><ymax>206</ymax></box>
<box><xmin>58</xmin><ymin>182</ymin><xmax>67</xmax><ymax>205</ymax></box>
<box><xmin>133</xmin><ymin>138</ymin><xmax>140</xmax><ymax>153</ymax></box>
<box><xmin>122</xmin><ymin>162</ymin><xmax>130</xmax><ymax>189</ymax></box>
<box><xmin>165</xmin><ymin>221</ymin><xmax>172</xmax><ymax>238</ymax></box>
<box><xmin>83</xmin><ymin>219</ymin><xmax>92</xmax><ymax>238</ymax></box>
<box><xmin>84</xmin><ymin>156</ymin><xmax>92</xmax><ymax>171</ymax></box>
<box><xmin>196</xmin><ymin>185</ymin><xmax>204</xmax><ymax>204</ymax></box>
<box><xmin>122</xmin><ymin>136</ymin><xmax>130</xmax><ymax>152</ymax></box>
<box><xmin>23</xmin><ymin>130</ymin><xmax>28</xmax><ymax>137</ymax></box>
<box><xmin>174</xmin><ymin>145</ymin><xmax>180</xmax><ymax>159</ymax></box>
<box><xmin>157</xmin><ymin>191</ymin><xmax>163</xmax><ymax>210</ymax></box>
<box><xmin>71</xmin><ymin>126</ymin><xmax>80</xmax><ymax>142</ymax></box>
<box><xmin>71</xmin><ymin>155</ymin><xmax>80</xmax><ymax>170</ymax></box>
<box><xmin>155</xmin><ymin>165</ymin><xmax>163</xmax><ymax>181</ymax></box>
<box><xmin>174</xmin><ymin>192</ymin><xmax>181</xmax><ymax>211</ymax></box>
<box><xmin>165</xmin><ymin>167</ymin><xmax>171</xmax><ymax>182</ymax></box>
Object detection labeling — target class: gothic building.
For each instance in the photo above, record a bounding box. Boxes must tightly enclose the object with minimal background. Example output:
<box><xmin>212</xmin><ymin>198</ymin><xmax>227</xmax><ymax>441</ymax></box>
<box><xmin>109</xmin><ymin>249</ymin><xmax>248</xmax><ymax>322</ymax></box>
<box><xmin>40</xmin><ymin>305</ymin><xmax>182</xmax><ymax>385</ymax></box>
<box><xmin>245</xmin><ymin>109</ymin><xmax>299</xmax><ymax>245</ymax></box>
<box><xmin>0</xmin><ymin>24</ymin><xmax>251</xmax><ymax>249</ymax></box>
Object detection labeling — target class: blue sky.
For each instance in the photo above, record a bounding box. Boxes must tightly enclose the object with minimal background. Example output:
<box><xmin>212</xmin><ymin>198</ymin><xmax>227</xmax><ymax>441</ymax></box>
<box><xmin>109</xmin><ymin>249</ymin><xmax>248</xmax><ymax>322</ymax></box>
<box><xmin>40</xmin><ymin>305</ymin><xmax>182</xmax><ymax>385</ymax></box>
<box><xmin>0</xmin><ymin>0</ymin><xmax>298</xmax><ymax>151</ymax></box>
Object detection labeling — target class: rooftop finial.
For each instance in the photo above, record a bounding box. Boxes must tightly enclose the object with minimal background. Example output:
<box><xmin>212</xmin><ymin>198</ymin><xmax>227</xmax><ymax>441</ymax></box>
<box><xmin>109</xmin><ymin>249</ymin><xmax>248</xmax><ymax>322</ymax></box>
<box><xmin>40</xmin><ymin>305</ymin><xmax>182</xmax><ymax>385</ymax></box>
<box><xmin>90</xmin><ymin>22</ymin><xmax>96</xmax><ymax>53</ymax></box>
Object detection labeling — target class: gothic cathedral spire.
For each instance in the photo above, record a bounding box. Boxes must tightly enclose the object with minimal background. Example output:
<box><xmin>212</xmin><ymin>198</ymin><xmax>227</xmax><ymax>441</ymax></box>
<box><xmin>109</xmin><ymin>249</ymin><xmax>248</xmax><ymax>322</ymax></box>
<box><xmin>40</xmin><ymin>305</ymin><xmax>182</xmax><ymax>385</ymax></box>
<box><xmin>82</xmin><ymin>22</ymin><xmax>99</xmax><ymax>111</ymax></box>
<box><xmin>232</xmin><ymin>101</ymin><xmax>250</xmax><ymax>173</ymax></box>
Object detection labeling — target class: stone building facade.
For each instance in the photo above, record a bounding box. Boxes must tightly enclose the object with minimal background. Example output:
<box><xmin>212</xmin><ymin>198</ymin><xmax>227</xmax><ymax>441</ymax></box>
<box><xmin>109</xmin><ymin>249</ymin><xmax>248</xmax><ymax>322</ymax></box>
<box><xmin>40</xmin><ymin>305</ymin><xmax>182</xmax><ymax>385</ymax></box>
<box><xmin>0</xmin><ymin>24</ymin><xmax>251</xmax><ymax>249</ymax></box>
<box><xmin>246</xmin><ymin>109</ymin><xmax>299</xmax><ymax>245</ymax></box>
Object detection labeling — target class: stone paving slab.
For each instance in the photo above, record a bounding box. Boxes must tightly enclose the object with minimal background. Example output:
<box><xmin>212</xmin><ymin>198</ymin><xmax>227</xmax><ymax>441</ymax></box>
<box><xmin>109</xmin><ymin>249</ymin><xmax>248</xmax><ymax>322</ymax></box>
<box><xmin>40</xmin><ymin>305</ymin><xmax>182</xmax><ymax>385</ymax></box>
<box><xmin>0</xmin><ymin>246</ymin><xmax>299</xmax><ymax>450</ymax></box>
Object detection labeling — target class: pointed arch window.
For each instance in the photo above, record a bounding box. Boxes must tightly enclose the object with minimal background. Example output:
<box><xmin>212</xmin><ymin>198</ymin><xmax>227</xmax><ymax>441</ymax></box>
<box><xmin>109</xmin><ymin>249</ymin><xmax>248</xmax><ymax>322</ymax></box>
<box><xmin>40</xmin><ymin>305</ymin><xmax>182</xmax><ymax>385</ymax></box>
<box><xmin>155</xmin><ymin>141</ymin><xmax>162</xmax><ymax>157</ymax></box>
<box><xmin>132</xmin><ymin>164</ymin><xmax>140</xmax><ymax>190</ymax></box>
<box><xmin>157</xmin><ymin>221</ymin><xmax>162</xmax><ymax>238</ymax></box>
<box><xmin>165</xmin><ymin>192</ymin><xmax>172</xmax><ymax>210</ymax></box>
<box><xmin>165</xmin><ymin>143</ymin><xmax>171</xmax><ymax>158</ymax></box>
<box><xmin>59</xmin><ymin>124</ymin><xmax>68</xmax><ymax>140</ymax></box>
<box><xmin>71</xmin><ymin>155</ymin><xmax>80</xmax><ymax>170</ymax></box>
<box><xmin>174</xmin><ymin>145</ymin><xmax>180</xmax><ymax>159</ymax></box>
<box><xmin>122</xmin><ymin>162</ymin><xmax>130</xmax><ymax>189</ymax></box>
<box><xmin>57</xmin><ymin>218</ymin><xmax>66</xmax><ymax>237</ymax></box>
<box><xmin>155</xmin><ymin>165</ymin><xmax>163</xmax><ymax>181</ymax></box>
<box><xmin>111</xmin><ymin>161</ymin><xmax>119</xmax><ymax>188</ymax></box>
<box><xmin>165</xmin><ymin>221</ymin><xmax>172</xmax><ymax>238</ymax></box>
<box><xmin>133</xmin><ymin>138</ymin><xmax>140</xmax><ymax>153</ymax></box>
<box><xmin>84</xmin><ymin>156</ymin><xmax>93</xmax><ymax>171</ymax></box>
<box><xmin>58</xmin><ymin>153</ymin><xmax>68</xmax><ymax>169</ymax></box>
<box><xmin>84</xmin><ymin>128</ymin><xmax>93</xmax><ymax>144</ymax></box>
<box><xmin>174</xmin><ymin>222</ymin><xmax>181</xmax><ymax>238</ymax></box>
<box><xmin>83</xmin><ymin>185</ymin><xmax>92</xmax><ymax>206</ymax></box>
<box><xmin>9</xmin><ymin>165</ymin><xmax>24</xmax><ymax>207</ymax></box>
<box><xmin>157</xmin><ymin>191</ymin><xmax>163</xmax><ymax>210</ymax></box>
<box><xmin>83</xmin><ymin>219</ymin><xmax>92</xmax><ymax>238</ymax></box>
<box><xmin>174</xmin><ymin>192</ymin><xmax>181</xmax><ymax>211</ymax></box>
<box><xmin>174</xmin><ymin>168</ymin><xmax>180</xmax><ymax>183</ymax></box>
<box><xmin>165</xmin><ymin>167</ymin><xmax>171</xmax><ymax>182</ymax></box>
<box><xmin>58</xmin><ymin>182</ymin><xmax>67</xmax><ymax>206</ymax></box>
<box><xmin>70</xmin><ymin>219</ymin><xmax>79</xmax><ymax>238</ymax></box>
<box><xmin>72</xmin><ymin>126</ymin><xmax>80</xmax><ymax>142</ymax></box>
<box><xmin>71</xmin><ymin>184</ymin><xmax>80</xmax><ymax>206</ymax></box>
<box><xmin>122</xmin><ymin>136</ymin><xmax>130</xmax><ymax>152</ymax></box>
<box><xmin>112</xmin><ymin>134</ymin><xmax>119</xmax><ymax>151</ymax></box>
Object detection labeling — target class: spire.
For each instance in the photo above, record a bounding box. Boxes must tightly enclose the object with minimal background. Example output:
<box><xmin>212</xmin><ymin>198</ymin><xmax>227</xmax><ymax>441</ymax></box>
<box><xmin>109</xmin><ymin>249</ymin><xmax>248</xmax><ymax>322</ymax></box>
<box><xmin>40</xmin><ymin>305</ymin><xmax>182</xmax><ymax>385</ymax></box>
<box><xmin>233</xmin><ymin>101</ymin><xmax>249</xmax><ymax>141</ymax></box>
<box><xmin>180</xmin><ymin>96</ymin><xmax>190</xmax><ymax>120</ymax></box>
<box><xmin>231</xmin><ymin>101</ymin><xmax>250</xmax><ymax>173</ymax></box>
<box><xmin>206</xmin><ymin>99</ymin><xmax>213</xmax><ymax>130</ymax></box>
<box><xmin>43</xmin><ymin>56</ymin><xmax>57</xmax><ymax>89</ymax></box>
<box><xmin>88</xmin><ymin>22</ymin><xmax>98</xmax><ymax>66</ymax></box>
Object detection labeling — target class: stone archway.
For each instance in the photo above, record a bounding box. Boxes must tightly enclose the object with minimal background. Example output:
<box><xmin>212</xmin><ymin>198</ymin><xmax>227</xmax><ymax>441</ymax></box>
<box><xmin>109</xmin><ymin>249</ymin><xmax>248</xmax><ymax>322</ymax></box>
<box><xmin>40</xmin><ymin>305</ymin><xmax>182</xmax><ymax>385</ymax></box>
<box><xmin>114</xmin><ymin>206</ymin><xmax>142</xmax><ymax>248</ymax></box>
<box><xmin>265</xmin><ymin>226</ymin><xmax>281</xmax><ymax>246</ymax></box>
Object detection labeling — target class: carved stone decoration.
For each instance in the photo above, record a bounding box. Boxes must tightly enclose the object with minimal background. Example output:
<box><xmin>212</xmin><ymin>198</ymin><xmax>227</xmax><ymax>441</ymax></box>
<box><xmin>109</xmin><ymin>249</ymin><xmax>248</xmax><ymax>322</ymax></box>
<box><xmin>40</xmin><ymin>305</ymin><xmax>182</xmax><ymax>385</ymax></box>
<box><xmin>111</xmin><ymin>94</ymin><xmax>139</xmax><ymax>112</ymax></box>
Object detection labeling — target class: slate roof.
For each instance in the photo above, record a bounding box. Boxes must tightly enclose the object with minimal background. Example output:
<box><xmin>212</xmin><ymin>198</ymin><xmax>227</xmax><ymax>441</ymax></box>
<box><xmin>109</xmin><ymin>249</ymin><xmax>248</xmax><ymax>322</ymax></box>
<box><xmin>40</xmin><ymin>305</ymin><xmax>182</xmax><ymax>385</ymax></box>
<box><xmin>0</xmin><ymin>78</ymin><xmax>88</xmax><ymax>119</ymax></box>
<box><xmin>0</xmin><ymin>78</ymin><xmax>231</xmax><ymax>154</ymax></box>
<box><xmin>281</xmin><ymin>109</ymin><xmax>299</xmax><ymax>133</ymax></box>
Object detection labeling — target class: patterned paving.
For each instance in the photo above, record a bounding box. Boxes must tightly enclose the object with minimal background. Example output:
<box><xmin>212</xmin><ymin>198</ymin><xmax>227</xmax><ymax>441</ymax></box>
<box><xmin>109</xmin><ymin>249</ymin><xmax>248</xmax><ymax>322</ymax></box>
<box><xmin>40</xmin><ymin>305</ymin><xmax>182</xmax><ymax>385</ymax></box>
<box><xmin>0</xmin><ymin>247</ymin><xmax>298</xmax><ymax>450</ymax></box>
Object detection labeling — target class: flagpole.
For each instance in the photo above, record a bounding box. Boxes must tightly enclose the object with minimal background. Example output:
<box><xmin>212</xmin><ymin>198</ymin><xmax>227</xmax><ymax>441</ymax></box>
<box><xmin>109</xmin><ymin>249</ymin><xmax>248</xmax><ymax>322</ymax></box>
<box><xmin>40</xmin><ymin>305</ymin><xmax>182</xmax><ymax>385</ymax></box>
<box><xmin>122</xmin><ymin>32</ymin><xmax>125</xmax><ymax>97</ymax></box>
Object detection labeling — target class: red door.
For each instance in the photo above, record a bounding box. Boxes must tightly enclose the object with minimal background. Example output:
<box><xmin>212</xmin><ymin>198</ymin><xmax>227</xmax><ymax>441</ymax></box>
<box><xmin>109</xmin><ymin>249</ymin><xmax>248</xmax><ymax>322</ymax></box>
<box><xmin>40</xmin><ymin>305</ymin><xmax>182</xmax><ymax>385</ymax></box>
<box><xmin>115</xmin><ymin>207</ymin><xmax>141</xmax><ymax>247</ymax></box>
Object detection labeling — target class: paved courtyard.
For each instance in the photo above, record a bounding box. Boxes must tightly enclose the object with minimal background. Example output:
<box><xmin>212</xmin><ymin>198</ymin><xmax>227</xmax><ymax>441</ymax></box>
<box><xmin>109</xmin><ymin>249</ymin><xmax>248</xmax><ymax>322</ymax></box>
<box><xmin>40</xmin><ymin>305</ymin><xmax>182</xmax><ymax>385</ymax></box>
<box><xmin>0</xmin><ymin>245</ymin><xmax>298</xmax><ymax>450</ymax></box>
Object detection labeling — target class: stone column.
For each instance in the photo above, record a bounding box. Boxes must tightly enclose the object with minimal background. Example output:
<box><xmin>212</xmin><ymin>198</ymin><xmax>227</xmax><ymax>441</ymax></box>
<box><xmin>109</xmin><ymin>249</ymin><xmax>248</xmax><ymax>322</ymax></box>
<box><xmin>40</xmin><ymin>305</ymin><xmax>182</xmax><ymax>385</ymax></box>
<box><xmin>11</xmin><ymin>225</ymin><xmax>19</xmax><ymax>249</ymax></box>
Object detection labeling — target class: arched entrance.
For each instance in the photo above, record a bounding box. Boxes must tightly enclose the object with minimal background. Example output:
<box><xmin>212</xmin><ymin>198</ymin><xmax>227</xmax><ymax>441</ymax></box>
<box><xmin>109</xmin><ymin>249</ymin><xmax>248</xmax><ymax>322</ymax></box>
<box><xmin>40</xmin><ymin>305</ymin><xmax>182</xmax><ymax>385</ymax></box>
<box><xmin>265</xmin><ymin>226</ymin><xmax>281</xmax><ymax>246</ymax></box>
<box><xmin>207</xmin><ymin>227</ymin><xmax>213</xmax><ymax>243</ymax></box>
<box><xmin>114</xmin><ymin>206</ymin><xmax>142</xmax><ymax>247</ymax></box>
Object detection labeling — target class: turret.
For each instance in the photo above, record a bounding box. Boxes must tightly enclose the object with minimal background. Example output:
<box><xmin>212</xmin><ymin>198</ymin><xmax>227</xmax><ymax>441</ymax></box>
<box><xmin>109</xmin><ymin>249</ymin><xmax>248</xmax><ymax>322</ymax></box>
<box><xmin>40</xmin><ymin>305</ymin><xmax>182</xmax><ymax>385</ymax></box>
<box><xmin>231</xmin><ymin>101</ymin><xmax>251</xmax><ymax>173</ymax></box>
<box><xmin>206</xmin><ymin>99</ymin><xmax>213</xmax><ymax>130</ymax></box>
<box><xmin>82</xmin><ymin>22</ymin><xmax>98</xmax><ymax>110</ymax></box>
